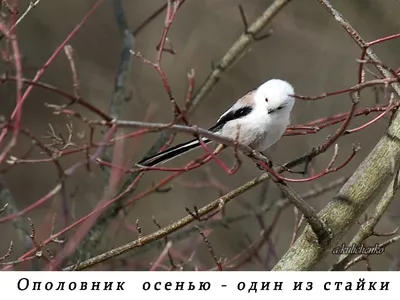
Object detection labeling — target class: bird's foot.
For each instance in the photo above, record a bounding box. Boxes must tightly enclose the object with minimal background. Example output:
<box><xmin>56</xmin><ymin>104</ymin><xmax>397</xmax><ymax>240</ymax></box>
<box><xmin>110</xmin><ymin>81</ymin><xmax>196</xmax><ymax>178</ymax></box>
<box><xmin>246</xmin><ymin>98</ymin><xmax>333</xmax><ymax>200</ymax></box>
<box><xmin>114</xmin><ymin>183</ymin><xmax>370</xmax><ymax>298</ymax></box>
<box><xmin>254</xmin><ymin>156</ymin><xmax>273</xmax><ymax>170</ymax></box>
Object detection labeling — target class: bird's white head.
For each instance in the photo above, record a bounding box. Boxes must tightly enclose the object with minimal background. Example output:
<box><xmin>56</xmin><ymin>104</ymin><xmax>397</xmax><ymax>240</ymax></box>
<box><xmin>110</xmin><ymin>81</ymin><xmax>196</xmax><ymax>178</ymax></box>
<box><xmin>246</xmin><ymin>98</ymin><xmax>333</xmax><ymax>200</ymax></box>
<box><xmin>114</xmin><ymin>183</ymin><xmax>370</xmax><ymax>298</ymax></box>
<box><xmin>254</xmin><ymin>79</ymin><xmax>295</xmax><ymax>116</ymax></box>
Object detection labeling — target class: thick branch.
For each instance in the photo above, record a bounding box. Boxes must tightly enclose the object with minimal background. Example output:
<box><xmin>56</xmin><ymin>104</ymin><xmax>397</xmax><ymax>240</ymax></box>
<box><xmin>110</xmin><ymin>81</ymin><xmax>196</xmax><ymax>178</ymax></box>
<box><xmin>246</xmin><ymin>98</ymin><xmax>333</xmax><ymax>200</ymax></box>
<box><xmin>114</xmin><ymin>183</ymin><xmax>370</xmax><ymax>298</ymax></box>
<box><xmin>273</xmin><ymin>120</ymin><xmax>400</xmax><ymax>270</ymax></box>
<box><xmin>331</xmin><ymin>169</ymin><xmax>400</xmax><ymax>270</ymax></box>
<box><xmin>272</xmin><ymin>0</ymin><xmax>400</xmax><ymax>271</ymax></box>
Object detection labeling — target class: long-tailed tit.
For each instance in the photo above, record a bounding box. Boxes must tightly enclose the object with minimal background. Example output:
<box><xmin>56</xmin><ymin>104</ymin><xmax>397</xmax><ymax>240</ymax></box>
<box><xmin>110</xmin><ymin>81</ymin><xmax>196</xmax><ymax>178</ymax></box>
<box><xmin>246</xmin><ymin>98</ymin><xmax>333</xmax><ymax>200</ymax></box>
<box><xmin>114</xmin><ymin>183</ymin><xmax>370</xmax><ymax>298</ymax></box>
<box><xmin>137</xmin><ymin>79</ymin><xmax>295</xmax><ymax>167</ymax></box>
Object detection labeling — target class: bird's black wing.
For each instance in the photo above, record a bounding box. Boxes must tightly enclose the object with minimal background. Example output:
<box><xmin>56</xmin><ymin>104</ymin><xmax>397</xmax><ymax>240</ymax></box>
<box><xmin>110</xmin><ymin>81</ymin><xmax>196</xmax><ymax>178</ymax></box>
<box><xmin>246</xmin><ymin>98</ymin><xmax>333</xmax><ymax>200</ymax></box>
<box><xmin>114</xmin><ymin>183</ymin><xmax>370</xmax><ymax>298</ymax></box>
<box><xmin>208</xmin><ymin>106</ymin><xmax>253</xmax><ymax>132</ymax></box>
<box><xmin>137</xmin><ymin>106</ymin><xmax>253</xmax><ymax>167</ymax></box>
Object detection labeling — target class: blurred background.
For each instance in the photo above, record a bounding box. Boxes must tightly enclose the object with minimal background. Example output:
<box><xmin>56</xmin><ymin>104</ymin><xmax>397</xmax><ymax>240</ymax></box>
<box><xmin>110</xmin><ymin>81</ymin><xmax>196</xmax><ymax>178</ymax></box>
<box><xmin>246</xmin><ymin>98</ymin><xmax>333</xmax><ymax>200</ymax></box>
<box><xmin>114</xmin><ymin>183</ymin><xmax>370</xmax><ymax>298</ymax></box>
<box><xmin>1</xmin><ymin>0</ymin><xmax>400</xmax><ymax>271</ymax></box>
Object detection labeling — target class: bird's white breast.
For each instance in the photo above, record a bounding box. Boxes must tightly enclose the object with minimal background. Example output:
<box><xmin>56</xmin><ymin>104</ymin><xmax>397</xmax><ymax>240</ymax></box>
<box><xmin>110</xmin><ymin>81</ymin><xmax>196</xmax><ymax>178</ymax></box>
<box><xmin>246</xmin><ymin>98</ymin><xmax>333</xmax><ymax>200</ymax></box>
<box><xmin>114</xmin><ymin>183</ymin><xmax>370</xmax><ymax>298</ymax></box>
<box><xmin>219</xmin><ymin>109</ymin><xmax>289</xmax><ymax>151</ymax></box>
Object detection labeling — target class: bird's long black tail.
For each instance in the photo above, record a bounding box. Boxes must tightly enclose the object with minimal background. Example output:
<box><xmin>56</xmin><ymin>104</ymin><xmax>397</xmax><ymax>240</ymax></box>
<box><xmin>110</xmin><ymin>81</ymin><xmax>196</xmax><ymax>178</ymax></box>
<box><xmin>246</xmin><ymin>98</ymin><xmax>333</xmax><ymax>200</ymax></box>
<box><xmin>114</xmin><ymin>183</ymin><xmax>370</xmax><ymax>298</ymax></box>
<box><xmin>137</xmin><ymin>137</ymin><xmax>211</xmax><ymax>167</ymax></box>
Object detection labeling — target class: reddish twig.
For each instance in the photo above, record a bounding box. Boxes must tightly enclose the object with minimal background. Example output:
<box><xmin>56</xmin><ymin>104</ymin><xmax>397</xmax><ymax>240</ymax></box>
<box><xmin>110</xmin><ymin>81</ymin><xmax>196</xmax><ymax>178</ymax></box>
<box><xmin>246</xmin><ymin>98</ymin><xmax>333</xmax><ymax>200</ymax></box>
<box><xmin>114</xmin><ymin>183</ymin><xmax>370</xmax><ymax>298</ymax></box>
<box><xmin>0</xmin><ymin>0</ymin><xmax>105</xmax><ymax>166</ymax></box>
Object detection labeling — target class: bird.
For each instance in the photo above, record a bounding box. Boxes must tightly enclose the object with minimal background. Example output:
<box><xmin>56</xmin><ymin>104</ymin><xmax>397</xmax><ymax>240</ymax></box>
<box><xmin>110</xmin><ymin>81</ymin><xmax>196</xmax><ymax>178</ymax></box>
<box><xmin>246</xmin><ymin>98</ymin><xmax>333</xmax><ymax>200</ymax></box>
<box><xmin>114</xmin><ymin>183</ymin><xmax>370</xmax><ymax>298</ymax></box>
<box><xmin>137</xmin><ymin>79</ymin><xmax>295</xmax><ymax>167</ymax></box>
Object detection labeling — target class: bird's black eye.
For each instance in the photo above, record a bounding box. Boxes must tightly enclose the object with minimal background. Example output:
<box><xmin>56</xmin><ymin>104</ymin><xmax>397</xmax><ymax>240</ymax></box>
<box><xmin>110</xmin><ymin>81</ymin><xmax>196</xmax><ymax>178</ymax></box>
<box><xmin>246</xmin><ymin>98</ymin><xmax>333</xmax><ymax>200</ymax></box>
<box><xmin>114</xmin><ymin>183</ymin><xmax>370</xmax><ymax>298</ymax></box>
<box><xmin>265</xmin><ymin>97</ymin><xmax>268</xmax><ymax>102</ymax></box>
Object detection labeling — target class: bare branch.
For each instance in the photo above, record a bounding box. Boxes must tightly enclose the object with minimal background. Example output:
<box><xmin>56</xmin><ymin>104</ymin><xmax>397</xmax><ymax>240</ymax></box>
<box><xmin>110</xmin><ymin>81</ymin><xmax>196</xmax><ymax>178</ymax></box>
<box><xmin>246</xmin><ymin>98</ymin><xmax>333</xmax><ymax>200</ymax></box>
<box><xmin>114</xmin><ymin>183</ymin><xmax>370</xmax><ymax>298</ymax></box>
<box><xmin>275</xmin><ymin>181</ymin><xmax>332</xmax><ymax>246</ymax></box>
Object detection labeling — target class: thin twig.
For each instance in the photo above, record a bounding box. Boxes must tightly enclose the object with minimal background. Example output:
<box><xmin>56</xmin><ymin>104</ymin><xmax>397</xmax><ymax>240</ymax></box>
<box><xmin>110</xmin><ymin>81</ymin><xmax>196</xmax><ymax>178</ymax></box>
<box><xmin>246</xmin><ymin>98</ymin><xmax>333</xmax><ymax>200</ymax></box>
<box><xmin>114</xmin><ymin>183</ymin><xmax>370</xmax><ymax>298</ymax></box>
<box><xmin>197</xmin><ymin>227</ymin><xmax>222</xmax><ymax>271</ymax></box>
<box><xmin>344</xmin><ymin>235</ymin><xmax>400</xmax><ymax>270</ymax></box>
<box><xmin>9</xmin><ymin>0</ymin><xmax>42</xmax><ymax>32</ymax></box>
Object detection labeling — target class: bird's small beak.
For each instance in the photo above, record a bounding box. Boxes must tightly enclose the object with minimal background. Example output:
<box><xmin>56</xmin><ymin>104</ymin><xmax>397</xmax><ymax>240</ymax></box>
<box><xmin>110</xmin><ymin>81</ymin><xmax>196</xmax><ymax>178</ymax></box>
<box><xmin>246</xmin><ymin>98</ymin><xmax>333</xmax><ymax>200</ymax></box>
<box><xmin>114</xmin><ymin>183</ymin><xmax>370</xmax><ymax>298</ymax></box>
<box><xmin>268</xmin><ymin>108</ymin><xmax>273</xmax><ymax>114</ymax></box>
